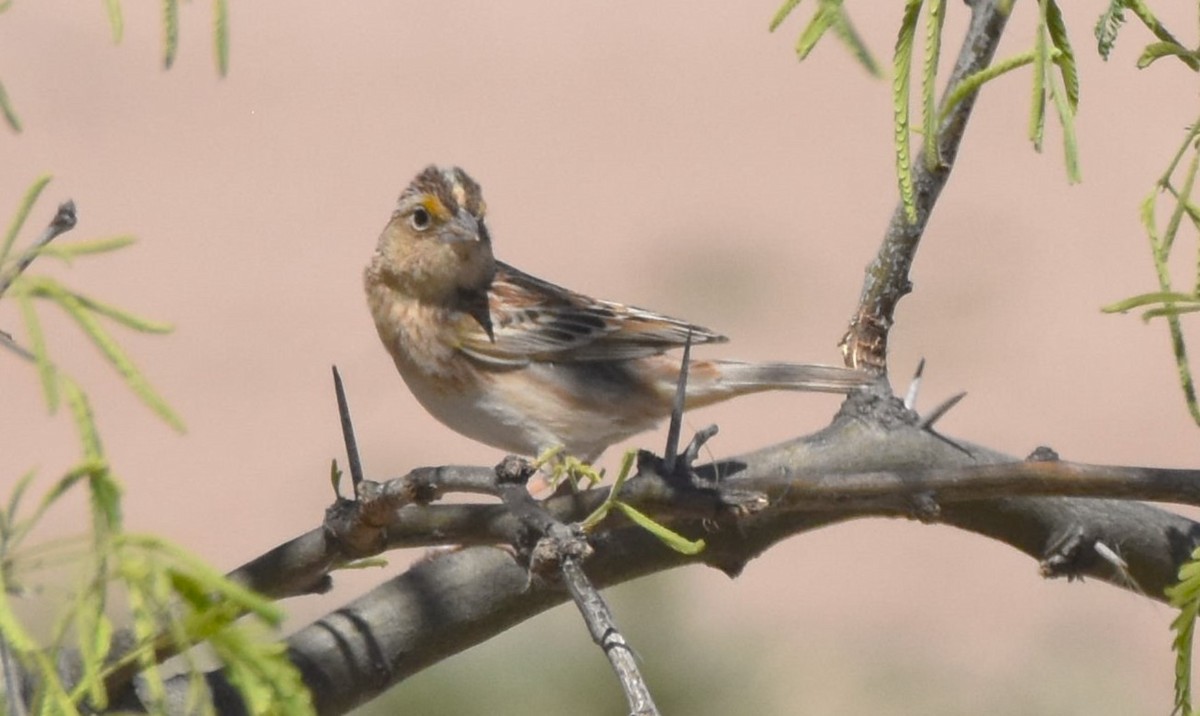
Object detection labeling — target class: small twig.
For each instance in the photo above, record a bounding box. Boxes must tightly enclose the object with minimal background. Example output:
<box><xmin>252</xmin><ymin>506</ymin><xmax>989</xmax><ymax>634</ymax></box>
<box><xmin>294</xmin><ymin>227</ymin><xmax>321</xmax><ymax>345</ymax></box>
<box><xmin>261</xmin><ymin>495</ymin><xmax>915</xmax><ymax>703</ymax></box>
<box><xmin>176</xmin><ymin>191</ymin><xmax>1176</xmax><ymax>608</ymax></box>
<box><xmin>0</xmin><ymin>329</ymin><xmax>36</xmax><ymax>362</ymax></box>
<box><xmin>331</xmin><ymin>366</ymin><xmax>364</xmax><ymax>496</ymax></box>
<box><xmin>326</xmin><ymin>464</ymin><xmax>503</xmax><ymax>559</ymax></box>
<box><xmin>0</xmin><ymin>200</ymin><xmax>77</xmax><ymax>300</ymax></box>
<box><xmin>561</xmin><ymin>557</ymin><xmax>659</xmax><ymax>716</ymax></box>
<box><xmin>681</xmin><ymin>424</ymin><xmax>719</xmax><ymax>474</ymax></box>
<box><xmin>492</xmin><ymin>456</ymin><xmax>660</xmax><ymax>714</ymax></box>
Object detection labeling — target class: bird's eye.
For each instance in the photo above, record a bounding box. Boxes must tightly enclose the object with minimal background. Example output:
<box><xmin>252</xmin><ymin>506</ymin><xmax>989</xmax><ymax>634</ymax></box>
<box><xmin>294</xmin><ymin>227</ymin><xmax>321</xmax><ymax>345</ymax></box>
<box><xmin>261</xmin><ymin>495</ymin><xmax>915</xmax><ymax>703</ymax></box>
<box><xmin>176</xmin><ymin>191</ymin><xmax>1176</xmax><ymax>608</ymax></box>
<box><xmin>409</xmin><ymin>207</ymin><xmax>432</xmax><ymax>231</ymax></box>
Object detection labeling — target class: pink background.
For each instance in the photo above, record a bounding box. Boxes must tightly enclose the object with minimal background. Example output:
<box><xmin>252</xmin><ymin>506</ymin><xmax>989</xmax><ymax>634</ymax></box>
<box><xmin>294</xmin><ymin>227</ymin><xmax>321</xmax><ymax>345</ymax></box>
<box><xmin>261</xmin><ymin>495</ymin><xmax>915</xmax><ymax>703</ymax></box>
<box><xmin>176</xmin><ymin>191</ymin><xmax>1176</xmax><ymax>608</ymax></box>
<box><xmin>3</xmin><ymin>2</ymin><xmax>1197</xmax><ymax>713</ymax></box>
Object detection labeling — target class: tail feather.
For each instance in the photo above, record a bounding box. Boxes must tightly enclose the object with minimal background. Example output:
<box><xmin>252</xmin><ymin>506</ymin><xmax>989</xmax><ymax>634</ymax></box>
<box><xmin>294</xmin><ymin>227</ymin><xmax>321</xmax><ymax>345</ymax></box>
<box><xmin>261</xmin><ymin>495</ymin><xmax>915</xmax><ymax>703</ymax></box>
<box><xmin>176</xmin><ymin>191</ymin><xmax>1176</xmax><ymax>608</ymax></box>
<box><xmin>711</xmin><ymin>360</ymin><xmax>874</xmax><ymax>394</ymax></box>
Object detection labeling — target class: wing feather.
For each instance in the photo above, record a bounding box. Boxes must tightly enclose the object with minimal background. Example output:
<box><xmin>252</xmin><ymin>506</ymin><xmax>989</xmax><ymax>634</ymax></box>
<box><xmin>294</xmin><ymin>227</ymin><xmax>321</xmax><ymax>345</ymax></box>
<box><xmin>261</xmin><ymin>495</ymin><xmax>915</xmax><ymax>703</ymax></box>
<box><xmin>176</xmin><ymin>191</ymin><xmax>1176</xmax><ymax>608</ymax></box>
<box><xmin>457</xmin><ymin>261</ymin><xmax>727</xmax><ymax>366</ymax></box>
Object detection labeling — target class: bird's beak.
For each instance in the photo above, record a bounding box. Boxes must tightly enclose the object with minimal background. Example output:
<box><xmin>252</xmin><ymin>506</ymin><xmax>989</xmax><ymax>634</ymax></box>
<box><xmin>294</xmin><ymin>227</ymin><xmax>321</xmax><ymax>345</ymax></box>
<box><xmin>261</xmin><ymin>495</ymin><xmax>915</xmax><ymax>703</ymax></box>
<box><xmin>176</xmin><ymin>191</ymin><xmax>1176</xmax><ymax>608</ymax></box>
<box><xmin>444</xmin><ymin>213</ymin><xmax>487</xmax><ymax>244</ymax></box>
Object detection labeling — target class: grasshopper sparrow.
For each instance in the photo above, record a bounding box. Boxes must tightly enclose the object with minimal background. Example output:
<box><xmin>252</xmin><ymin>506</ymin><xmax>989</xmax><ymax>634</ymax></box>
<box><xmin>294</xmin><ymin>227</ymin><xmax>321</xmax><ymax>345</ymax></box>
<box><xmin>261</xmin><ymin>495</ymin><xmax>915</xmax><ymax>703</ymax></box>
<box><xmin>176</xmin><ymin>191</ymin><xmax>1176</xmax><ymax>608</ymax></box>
<box><xmin>365</xmin><ymin>165</ymin><xmax>872</xmax><ymax>463</ymax></box>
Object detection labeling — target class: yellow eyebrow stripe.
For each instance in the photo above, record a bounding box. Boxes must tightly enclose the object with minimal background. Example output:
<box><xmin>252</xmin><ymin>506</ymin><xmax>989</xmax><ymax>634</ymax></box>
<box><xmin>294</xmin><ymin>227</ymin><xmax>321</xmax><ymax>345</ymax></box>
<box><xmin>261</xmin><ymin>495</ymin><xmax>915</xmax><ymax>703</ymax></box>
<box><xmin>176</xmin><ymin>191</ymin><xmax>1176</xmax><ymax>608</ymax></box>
<box><xmin>419</xmin><ymin>194</ymin><xmax>452</xmax><ymax>221</ymax></box>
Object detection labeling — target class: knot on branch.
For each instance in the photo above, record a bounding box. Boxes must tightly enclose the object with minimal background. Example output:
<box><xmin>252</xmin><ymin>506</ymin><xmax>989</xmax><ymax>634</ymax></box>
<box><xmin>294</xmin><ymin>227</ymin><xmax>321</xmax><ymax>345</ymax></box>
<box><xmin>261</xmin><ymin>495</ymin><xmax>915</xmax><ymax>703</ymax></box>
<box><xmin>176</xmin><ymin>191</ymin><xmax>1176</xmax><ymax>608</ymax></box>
<box><xmin>530</xmin><ymin>530</ymin><xmax>595</xmax><ymax>582</ymax></box>
<box><xmin>1026</xmin><ymin>446</ymin><xmax>1061</xmax><ymax>462</ymax></box>
<box><xmin>496</xmin><ymin>455</ymin><xmax>537</xmax><ymax>485</ymax></box>
<box><xmin>324</xmin><ymin>470</ymin><xmax>446</xmax><ymax>558</ymax></box>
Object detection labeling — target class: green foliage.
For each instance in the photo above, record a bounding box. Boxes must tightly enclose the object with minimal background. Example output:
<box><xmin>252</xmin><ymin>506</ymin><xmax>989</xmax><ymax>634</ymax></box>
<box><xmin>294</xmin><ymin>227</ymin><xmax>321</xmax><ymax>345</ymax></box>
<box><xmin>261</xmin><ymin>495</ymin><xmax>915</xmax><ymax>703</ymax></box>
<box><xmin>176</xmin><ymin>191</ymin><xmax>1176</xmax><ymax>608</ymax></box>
<box><xmin>768</xmin><ymin>0</ymin><xmax>882</xmax><ymax>77</ymax></box>
<box><xmin>580</xmin><ymin>450</ymin><xmax>706</xmax><ymax>556</ymax></box>
<box><xmin>1</xmin><ymin>179</ymin><xmax>184</xmax><ymax>430</ymax></box>
<box><xmin>1</xmin><ymin>179</ymin><xmax>312</xmax><ymax>714</ymax></box>
<box><xmin>1102</xmin><ymin>124</ymin><xmax>1200</xmax><ymax>427</ymax></box>
<box><xmin>891</xmin><ymin>1</ymin><xmax>922</xmax><ymax>223</ymax></box>
<box><xmin>1094</xmin><ymin>0</ymin><xmax>1199</xmax><ymax>70</ymax></box>
<box><xmin>0</xmin><ymin>79</ymin><xmax>19</xmax><ymax>133</ymax></box>
<box><xmin>1028</xmin><ymin>0</ymin><xmax>1080</xmax><ymax>182</ymax></box>
<box><xmin>0</xmin><ymin>0</ymin><xmax>231</xmax><ymax>133</ymax></box>
<box><xmin>214</xmin><ymin>0</ymin><xmax>230</xmax><ymax>77</ymax></box>
<box><xmin>1167</xmin><ymin>546</ymin><xmax>1200</xmax><ymax>716</ymax></box>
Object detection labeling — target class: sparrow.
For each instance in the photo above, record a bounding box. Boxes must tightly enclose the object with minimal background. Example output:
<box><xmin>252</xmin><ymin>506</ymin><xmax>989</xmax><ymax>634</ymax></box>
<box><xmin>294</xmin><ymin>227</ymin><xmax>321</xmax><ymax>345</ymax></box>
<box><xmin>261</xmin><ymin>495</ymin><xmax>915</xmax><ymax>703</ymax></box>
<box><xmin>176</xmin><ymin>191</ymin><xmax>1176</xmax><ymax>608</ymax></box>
<box><xmin>365</xmin><ymin>165</ymin><xmax>873</xmax><ymax>463</ymax></box>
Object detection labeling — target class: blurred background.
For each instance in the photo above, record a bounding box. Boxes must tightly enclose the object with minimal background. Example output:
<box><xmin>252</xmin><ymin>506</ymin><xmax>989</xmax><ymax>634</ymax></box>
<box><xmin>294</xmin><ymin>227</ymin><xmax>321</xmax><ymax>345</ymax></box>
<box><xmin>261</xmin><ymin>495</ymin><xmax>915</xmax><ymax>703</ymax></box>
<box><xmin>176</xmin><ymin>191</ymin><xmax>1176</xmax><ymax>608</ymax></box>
<box><xmin>2</xmin><ymin>2</ymin><xmax>1198</xmax><ymax>713</ymax></box>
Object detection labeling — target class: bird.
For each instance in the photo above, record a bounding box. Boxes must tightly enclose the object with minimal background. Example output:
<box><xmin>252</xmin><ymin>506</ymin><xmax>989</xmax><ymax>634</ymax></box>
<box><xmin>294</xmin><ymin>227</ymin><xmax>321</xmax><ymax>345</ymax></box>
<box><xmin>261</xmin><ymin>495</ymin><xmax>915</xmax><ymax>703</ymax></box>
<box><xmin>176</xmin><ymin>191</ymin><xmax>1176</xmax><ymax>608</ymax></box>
<box><xmin>364</xmin><ymin>165</ymin><xmax>874</xmax><ymax>464</ymax></box>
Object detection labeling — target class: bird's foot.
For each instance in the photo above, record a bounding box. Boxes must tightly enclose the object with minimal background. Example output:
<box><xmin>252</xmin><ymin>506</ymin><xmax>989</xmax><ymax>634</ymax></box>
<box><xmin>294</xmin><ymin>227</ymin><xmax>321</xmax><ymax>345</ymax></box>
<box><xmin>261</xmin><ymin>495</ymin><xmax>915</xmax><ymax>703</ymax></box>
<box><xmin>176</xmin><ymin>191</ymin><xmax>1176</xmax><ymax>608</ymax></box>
<box><xmin>532</xmin><ymin>446</ymin><xmax>606</xmax><ymax>492</ymax></box>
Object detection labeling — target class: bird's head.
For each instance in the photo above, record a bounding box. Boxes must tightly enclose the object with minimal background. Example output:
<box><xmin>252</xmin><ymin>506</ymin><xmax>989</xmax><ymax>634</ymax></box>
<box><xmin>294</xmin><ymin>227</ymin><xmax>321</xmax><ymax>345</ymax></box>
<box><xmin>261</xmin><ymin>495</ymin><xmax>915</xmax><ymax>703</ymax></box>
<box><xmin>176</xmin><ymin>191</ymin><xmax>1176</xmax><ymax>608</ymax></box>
<box><xmin>371</xmin><ymin>165</ymin><xmax>496</xmax><ymax>302</ymax></box>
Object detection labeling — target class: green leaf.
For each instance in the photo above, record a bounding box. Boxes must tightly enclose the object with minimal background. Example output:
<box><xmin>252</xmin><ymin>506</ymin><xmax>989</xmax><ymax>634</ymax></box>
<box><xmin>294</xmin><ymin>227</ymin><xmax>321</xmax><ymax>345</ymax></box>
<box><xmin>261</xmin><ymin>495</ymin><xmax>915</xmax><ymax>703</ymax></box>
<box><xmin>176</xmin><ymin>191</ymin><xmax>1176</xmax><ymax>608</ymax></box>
<box><xmin>1047</xmin><ymin>58</ymin><xmax>1081</xmax><ymax>182</ymax></box>
<box><xmin>36</xmin><ymin>235</ymin><xmax>136</xmax><ymax>262</ymax></box>
<box><xmin>1139</xmin><ymin>190</ymin><xmax>1160</xmax><ymax>256</ymax></box>
<box><xmin>579</xmin><ymin>449</ymin><xmax>637</xmax><ymax>531</ymax></box>
<box><xmin>827</xmin><ymin>1</ymin><xmax>880</xmax><ymax>77</ymax></box>
<box><xmin>1</xmin><ymin>175</ymin><xmax>52</xmax><ymax>267</ymax></box>
<box><xmin>612</xmin><ymin>501</ymin><xmax>705</xmax><ymax>555</ymax></box>
<box><xmin>29</xmin><ymin>277</ymin><xmax>185</xmax><ymax>431</ymax></box>
<box><xmin>1028</xmin><ymin>2</ymin><xmax>1049</xmax><ymax>153</ymax></box>
<box><xmin>768</xmin><ymin>0</ymin><xmax>804</xmax><ymax>32</ymax></box>
<box><xmin>1101</xmin><ymin>291</ymin><xmax>1200</xmax><ymax>314</ymax></box>
<box><xmin>0</xmin><ymin>78</ymin><xmax>20</xmax><ymax>133</ymax></box>
<box><xmin>210</xmin><ymin>629</ymin><xmax>315</xmax><ymax>716</ymax></box>
<box><xmin>123</xmin><ymin>559</ymin><xmax>169</xmax><ymax>713</ymax></box>
<box><xmin>13</xmin><ymin>462</ymin><xmax>105</xmax><ymax>551</ymax></box>
<box><xmin>1161</xmin><ymin>130</ymin><xmax>1200</xmax><ymax>257</ymax></box>
<box><xmin>892</xmin><ymin>0</ymin><xmax>922</xmax><ymax>223</ymax></box>
<box><xmin>921</xmin><ymin>0</ymin><xmax>946</xmax><ymax>170</ymax></box>
<box><xmin>793</xmin><ymin>3</ymin><xmax>836</xmax><ymax>62</ymax></box>
<box><xmin>1044</xmin><ymin>0</ymin><xmax>1078</xmax><ymax>112</ymax></box>
<box><xmin>1142</xmin><ymin>304</ymin><xmax>1200</xmax><ymax>321</ymax></box>
<box><xmin>75</xmin><ymin>602</ymin><xmax>115</xmax><ymax>708</ymax></box>
<box><xmin>16</xmin><ymin>292</ymin><xmax>60</xmax><ymax>411</ymax></box>
<box><xmin>1125</xmin><ymin>0</ymin><xmax>1200</xmax><ymax>71</ymax></box>
<box><xmin>1137</xmin><ymin>41</ymin><xmax>1200</xmax><ymax>70</ymax></box>
<box><xmin>3</xmin><ymin>468</ymin><xmax>38</xmax><ymax>533</ymax></box>
<box><xmin>104</xmin><ymin>0</ymin><xmax>124</xmax><ymax>43</ymax></box>
<box><xmin>940</xmin><ymin>51</ymin><xmax>1035</xmax><ymax>122</ymax></box>
<box><xmin>124</xmin><ymin>534</ymin><xmax>284</xmax><ymax>624</ymax></box>
<box><xmin>1093</xmin><ymin>0</ymin><xmax>1124</xmax><ymax>61</ymax></box>
<box><xmin>69</xmin><ymin>290</ymin><xmax>174</xmax><ymax>334</ymax></box>
<box><xmin>1167</xmin><ymin>546</ymin><xmax>1200</xmax><ymax>716</ymax></box>
<box><xmin>163</xmin><ymin>0</ymin><xmax>180</xmax><ymax>69</ymax></box>
<box><xmin>214</xmin><ymin>0</ymin><xmax>230</xmax><ymax>76</ymax></box>
<box><xmin>63</xmin><ymin>378</ymin><xmax>103</xmax><ymax>462</ymax></box>
<box><xmin>330</xmin><ymin>459</ymin><xmax>343</xmax><ymax>497</ymax></box>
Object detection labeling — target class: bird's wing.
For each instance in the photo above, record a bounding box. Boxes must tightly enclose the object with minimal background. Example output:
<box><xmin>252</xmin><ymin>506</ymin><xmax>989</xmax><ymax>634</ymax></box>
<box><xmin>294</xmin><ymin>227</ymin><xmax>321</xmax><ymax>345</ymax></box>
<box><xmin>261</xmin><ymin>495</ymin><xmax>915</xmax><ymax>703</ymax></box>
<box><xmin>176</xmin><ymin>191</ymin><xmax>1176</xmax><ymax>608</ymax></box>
<box><xmin>457</xmin><ymin>261</ymin><xmax>727</xmax><ymax>366</ymax></box>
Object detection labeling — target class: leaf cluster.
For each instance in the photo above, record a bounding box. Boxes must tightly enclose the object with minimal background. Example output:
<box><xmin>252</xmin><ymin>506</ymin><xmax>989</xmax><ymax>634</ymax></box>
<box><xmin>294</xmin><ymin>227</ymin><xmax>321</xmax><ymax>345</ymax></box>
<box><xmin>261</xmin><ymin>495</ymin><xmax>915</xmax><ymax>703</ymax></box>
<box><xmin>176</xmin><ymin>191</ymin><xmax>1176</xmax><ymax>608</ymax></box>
<box><xmin>1</xmin><ymin>179</ymin><xmax>310</xmax><ymax>715</ymax></box>
<box><xmin>0</xmin><ymin>0</ymin><xmax>230</xmax><ymax>134</ymax></box>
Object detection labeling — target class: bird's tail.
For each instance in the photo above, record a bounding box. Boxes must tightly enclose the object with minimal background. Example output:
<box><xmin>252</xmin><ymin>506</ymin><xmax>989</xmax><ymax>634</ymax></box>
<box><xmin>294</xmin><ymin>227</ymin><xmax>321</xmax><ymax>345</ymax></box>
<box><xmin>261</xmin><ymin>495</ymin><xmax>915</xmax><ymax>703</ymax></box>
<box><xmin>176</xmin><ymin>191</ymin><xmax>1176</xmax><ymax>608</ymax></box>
<box><xmin>708</xmin><ymin>360</ymin><xmax>874</xmax><ymax>395</ymax></box>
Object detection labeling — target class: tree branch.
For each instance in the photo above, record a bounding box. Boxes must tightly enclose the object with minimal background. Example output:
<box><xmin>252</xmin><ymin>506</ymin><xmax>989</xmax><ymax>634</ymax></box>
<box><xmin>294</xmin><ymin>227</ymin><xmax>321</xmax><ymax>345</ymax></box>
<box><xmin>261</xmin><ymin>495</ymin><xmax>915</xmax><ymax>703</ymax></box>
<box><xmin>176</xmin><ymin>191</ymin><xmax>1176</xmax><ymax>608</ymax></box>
<box><xmin>841</xmin><ymin>0</ymin><xmax>1011</xmax><ymax>370</ymax></box>
<box><xmin>111</xmin><ymin>387</ymin><xmax>1200</xmax><ymax>715</ymax></box>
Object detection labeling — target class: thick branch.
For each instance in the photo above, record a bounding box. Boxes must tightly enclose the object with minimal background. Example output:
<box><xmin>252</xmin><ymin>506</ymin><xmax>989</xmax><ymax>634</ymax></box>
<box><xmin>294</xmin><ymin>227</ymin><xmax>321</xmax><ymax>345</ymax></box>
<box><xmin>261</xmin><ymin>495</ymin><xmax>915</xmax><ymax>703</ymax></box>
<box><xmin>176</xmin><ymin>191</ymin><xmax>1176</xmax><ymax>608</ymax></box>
<box><xmin>122</xmin><ymin>389</ymin><xmax>1200</xmax><ymax>715</ymax></box>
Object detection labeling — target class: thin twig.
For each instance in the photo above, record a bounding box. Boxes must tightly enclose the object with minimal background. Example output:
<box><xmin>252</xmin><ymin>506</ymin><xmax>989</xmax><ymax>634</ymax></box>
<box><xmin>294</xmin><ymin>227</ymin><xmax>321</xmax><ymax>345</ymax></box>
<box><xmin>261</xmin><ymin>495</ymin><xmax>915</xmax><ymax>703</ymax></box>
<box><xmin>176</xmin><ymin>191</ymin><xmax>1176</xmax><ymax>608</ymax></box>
<box><xmin>0</xmin><ymin>200</ymin><xmax>77</xmax><ymax>300</ymax></box>
<box><xmin>493</xmin><ymin>456</ymin><xmax>660</xmax><ymax>714</ymax></box>
<box><xmin>0</xmin><ymin>330</ymin><xmax>36</xmax><ymax>362</ymax></box>
<box><xmin>561</xmin><ymin>557</ymin><xmax>659</xmax><ymax>716</ymax></box>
